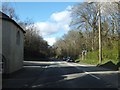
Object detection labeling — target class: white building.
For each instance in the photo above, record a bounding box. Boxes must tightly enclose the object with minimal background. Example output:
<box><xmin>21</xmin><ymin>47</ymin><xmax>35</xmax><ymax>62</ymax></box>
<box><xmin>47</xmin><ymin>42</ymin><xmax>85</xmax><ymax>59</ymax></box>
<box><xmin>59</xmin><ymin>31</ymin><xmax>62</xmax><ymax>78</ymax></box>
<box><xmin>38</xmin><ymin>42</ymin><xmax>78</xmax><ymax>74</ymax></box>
<box><xmin>0</xmin><ymin>12</ymin><xmax>25</xmax><ymax>74</ymax></box>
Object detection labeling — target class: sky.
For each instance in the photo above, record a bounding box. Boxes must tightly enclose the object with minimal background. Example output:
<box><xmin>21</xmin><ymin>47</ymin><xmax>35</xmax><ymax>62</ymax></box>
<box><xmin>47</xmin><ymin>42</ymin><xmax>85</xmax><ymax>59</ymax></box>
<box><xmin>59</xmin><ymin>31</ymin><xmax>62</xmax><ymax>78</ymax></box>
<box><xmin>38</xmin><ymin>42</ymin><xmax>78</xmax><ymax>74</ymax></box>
<box><xmin>9</xmin><ymin>2</ymin><xmax>82</xmax><ymax>46</ymax></box>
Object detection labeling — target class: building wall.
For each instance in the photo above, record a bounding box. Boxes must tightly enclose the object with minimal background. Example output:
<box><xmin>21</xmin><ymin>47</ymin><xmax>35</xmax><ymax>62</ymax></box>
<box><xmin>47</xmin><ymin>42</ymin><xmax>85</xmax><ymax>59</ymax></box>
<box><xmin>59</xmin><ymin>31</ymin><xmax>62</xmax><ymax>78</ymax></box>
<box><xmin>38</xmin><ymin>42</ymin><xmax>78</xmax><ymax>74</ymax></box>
<box><xmin>0</xmin><ymin>18</ymin><xmax>2</xmax><ymax>55</ymax></box>
<box><xmin>2</xmin><ymin>19</ymin><xmax>11</xmax><ymax>73</ymax></box>
<box><xmin>2</xmin><ymin>19</ymin><xmax>24</xmax><ymax>74</ymax></box>
<box><xmin>0</xmin><ymin>18</ymin><xmax>2</xmax><ymax>59</ymax></box>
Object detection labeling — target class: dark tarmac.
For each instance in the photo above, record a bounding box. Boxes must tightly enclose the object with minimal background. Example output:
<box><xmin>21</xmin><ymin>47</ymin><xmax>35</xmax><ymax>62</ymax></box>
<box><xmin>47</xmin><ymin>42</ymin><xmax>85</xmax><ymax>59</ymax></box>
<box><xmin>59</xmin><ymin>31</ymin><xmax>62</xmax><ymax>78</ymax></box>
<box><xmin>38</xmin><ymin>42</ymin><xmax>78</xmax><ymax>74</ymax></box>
<box><xmin>2</xmin><ymin>61</ymin><xmax>120</xmax><ymax>89</ymax></box>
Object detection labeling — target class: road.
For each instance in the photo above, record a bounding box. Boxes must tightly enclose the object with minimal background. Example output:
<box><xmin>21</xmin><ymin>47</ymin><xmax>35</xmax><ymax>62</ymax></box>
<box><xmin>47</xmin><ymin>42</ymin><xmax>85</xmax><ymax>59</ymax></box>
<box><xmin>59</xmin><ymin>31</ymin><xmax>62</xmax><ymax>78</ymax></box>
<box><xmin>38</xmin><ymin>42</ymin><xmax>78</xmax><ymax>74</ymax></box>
<box><xmin>3</xmin><ymin>60</ymin><xmax>120</xmax><ymax>89</ymax></box>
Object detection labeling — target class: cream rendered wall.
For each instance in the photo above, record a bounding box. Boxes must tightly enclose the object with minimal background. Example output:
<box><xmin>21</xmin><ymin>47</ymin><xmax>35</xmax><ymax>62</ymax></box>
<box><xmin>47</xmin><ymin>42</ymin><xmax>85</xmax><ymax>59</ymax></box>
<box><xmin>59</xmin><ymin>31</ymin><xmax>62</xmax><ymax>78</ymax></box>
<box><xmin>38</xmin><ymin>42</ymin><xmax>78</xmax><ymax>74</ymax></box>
<box><xmin>2</xmin><ymin>19</ymin><xmax>24</xmax><ymax>74</ymax></box>
<box><xmin>0</xmin><ymin>16</ymin><xmax>2</xmax><ymax>90</ymax></box>
<box><xmin>2</xmin><ymin>20</ymin><xmax>11</xmax><ymax>73</ymax></box>
<box><xmin>0</xmin><ymin>18</ymin><xmax>2</xmax><ymax>56</ymax></box>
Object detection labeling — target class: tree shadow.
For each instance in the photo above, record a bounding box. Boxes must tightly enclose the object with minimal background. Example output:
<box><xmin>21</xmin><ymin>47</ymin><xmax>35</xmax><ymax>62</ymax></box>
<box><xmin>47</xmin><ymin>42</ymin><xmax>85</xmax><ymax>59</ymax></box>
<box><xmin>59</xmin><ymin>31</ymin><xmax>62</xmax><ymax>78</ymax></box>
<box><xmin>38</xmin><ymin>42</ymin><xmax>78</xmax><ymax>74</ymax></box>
<box><xmin>2</xmin><ymin>61</ymin><xmax>119</xmax><ymax>89</ymax></box>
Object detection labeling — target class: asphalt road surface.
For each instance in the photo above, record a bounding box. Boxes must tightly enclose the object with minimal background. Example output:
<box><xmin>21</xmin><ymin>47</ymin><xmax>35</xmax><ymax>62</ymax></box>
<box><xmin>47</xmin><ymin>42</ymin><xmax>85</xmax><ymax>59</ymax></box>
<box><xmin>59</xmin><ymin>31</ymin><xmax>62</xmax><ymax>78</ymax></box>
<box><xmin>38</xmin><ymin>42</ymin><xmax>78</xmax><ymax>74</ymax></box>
<box><xmin>3</xmin><ymin>60</ymin><xmax>120</xmax><ymax>89</ymax></box>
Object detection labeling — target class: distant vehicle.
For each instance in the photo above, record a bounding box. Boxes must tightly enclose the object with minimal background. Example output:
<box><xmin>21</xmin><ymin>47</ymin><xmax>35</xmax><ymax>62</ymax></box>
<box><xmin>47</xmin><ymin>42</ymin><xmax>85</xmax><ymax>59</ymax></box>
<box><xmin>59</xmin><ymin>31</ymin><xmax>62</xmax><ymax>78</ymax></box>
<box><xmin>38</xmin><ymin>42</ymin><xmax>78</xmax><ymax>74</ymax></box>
<box><xmin>66</xmin><ymin>57</ymin><xmax>74</xmax><ymax>62</ymax></box>
<box><xmin>63</xmin><ymin>57</ymin><xmax>67</xmax><ymax>61</ymax></box>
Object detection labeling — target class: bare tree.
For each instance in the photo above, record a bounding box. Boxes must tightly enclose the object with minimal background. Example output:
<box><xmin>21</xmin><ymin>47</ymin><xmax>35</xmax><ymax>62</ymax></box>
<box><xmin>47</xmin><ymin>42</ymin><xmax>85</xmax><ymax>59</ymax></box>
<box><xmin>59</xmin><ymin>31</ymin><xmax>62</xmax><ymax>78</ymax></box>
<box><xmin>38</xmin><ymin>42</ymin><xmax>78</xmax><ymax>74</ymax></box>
<box><xmin>2</xmin><ymin>3</ymin><xmax>19</xmax><ymax>21</ymax></box>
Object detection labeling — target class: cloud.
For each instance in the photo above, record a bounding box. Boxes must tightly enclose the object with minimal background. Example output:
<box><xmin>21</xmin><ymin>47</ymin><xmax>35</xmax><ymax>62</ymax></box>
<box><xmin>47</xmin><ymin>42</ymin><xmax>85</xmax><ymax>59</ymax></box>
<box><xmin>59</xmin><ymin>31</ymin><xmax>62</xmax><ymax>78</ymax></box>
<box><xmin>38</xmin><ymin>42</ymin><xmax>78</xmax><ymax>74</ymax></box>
<box><xmin>50</xmin><ymin>10</ymin><xmax>71</xmax><ymax>23</ymax></box>
<box><xmin>34</xmin><ymin>6</ymin><xmax>72</xmax><ymax>36</ymax></box>
<box><xmin>44</xmin><ymin>37</ymin><xmax>56</xmax><ymax>46</ymax></box>
<box><xmin>63</xmin><ymin>24</ymin><xmax>70</xmax><ymax>31</ymax></box>
<box><xmin>34</xmin><ymin>5</ymin><xmax>72</xmax><ymax>45</ymax></box>
<box><xmin>66</xmin><ymin>5</ymin><xmax>73</xmax><ymax>10</ymax></box>
<box><xmin>34</xmin><ymin>22</ymin><xmax>59</xmax><ymax>36</ymax></box>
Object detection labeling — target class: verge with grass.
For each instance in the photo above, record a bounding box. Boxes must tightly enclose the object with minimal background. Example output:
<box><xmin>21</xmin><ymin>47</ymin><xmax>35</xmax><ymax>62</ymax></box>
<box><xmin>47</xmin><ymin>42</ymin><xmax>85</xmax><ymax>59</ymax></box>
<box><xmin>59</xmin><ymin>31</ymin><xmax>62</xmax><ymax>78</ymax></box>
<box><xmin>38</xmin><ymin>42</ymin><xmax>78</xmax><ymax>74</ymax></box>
<box><xmin>75</xmin><ymin>44</ymin><xmax>119</xmax><ymax>70</ymax></box>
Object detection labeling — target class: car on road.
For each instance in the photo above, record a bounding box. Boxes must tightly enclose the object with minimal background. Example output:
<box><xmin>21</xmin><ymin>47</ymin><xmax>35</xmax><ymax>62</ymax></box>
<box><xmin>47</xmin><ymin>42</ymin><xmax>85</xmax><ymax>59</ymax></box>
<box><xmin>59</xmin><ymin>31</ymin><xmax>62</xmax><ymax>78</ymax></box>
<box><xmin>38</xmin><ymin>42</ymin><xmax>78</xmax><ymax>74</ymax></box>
<box><xmin>62</xmin><ymin>57</ymin><xmax>67</xmax><ymax>61</ymax></box>
<box><xmin>66</xmin><ymin>57</ymin><xmax>74</xmax><ymax>62</ymax></box>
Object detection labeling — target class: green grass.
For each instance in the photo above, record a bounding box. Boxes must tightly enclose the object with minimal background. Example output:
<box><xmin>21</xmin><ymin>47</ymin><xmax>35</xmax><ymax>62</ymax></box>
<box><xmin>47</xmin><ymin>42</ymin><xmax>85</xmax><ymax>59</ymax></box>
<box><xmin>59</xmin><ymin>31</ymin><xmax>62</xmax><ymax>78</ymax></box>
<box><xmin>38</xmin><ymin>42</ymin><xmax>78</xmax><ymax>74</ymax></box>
<box><xmin>79</xmin><ymin>59</ymin><xmax>99</xmax><ymax>65</ymax></box>
<box><xmin>76</xmin><ymin>41</ymin><xmax>119</xmax><ymax>65</ymax></box>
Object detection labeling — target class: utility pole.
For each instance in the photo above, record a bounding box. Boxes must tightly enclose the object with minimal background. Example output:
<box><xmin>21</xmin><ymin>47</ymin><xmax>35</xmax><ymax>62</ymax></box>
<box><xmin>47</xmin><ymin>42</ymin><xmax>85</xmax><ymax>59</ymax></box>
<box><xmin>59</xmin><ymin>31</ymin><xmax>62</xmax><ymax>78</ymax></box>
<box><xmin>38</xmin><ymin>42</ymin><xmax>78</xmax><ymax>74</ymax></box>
<box><xmin>118</xmin><ymin>1</ymin><xmax>120</xmax><ymax>63</ymax></box>
<box><xmin>98</xmin><ymin>2</ymin><xmax>102</xmax><ymax>64</ymax></box>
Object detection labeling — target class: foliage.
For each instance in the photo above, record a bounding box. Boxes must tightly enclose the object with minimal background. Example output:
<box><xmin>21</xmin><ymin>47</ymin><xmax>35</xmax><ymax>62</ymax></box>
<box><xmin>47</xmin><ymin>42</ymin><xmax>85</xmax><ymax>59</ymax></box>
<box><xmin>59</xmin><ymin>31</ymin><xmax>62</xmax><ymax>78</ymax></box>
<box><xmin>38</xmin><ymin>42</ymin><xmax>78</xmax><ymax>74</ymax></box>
<box><xmin>19</xmin><ymin>20</ymin><xmax>51</xmax><ymax>59</ymax></box>
<box><xmin>76</xmin><ymin>41</ymin><xmax>118</xmax><ymax>65</ymax></box>
<box><xmin>54</xmin><ymin>2</ymin><xmax>120</xmax><ymax>64</ymax></box>
<box><xmin>54</xmin><ymin>30</ymin><xmax>84</xmax><ymax>60</ymax></box>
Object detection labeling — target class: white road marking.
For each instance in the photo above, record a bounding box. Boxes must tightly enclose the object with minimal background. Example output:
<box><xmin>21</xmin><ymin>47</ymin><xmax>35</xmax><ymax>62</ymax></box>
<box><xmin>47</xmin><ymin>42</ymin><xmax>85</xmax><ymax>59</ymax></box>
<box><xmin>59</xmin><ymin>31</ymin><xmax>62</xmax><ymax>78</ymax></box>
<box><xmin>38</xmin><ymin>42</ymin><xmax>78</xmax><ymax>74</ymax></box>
<box><xmin>84</xmin><ymin>71</ymin><xmax>100</xmax><ymax>80</ymax></box>
<box><xmin>67</xmin><ymin>62</ymin><xmax>119</xmax><ymax>74</ymax></box>
<box><xmin>63</xmin><ymin>73</ymin><xmax>86</xmax><ymax>80</ymax></box>
<box><xmin>24</xmin><ymin>66</ymin><xmax>42</xmax><ymax>67</ymax></box>
<box><xmin>65</xmin><ymin>63</ymin><xmax>109</xmax><ymax>80</ymax></box>
<box><xmin>74</xmin><ymin>64</ymin><xmax>101</xmax><ymax>80</ymax></box>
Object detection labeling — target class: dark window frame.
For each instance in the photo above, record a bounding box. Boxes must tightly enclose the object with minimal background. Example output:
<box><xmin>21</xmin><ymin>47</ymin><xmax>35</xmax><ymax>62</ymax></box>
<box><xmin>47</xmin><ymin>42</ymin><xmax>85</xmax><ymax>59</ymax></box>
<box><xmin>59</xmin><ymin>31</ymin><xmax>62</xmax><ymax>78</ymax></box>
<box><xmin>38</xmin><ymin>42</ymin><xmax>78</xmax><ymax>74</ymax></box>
<box><xmin>16</xmin><ymin>31</ymin><xmax>20</xmax><ymax>45</ymax></box>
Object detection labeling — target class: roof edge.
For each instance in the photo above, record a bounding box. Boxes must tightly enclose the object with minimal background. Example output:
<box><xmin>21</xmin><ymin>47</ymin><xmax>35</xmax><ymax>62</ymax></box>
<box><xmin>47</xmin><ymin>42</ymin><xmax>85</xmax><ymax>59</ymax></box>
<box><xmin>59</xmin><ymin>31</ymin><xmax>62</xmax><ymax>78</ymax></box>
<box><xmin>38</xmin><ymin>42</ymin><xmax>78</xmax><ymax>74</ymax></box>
<box><xmin>0</xmin><ymin>11</ymin><xmax>26</xmax><ymax>33</ymax></box>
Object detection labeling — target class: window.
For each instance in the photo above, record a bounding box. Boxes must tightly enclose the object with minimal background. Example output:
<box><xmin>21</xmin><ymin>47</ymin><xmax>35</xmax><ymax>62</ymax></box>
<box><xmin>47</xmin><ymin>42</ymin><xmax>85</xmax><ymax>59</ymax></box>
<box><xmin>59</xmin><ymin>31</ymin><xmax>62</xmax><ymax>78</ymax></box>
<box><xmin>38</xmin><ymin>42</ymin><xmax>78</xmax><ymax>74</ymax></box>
<box><xmin>16</xmin><ymin>31</ymin><xmax>20</xmax><ymax>45</ymax></box>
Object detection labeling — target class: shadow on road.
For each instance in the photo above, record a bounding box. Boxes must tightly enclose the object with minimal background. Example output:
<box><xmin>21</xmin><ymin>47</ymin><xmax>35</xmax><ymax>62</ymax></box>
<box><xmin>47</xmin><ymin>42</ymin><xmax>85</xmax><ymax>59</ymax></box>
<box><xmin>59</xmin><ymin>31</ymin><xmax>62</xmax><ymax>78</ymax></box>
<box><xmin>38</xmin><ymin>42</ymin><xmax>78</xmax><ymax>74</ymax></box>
<box><xmin>2</xmin><ymin>61</ymin><xmax>119</xmax><ymax>89</ymax></box>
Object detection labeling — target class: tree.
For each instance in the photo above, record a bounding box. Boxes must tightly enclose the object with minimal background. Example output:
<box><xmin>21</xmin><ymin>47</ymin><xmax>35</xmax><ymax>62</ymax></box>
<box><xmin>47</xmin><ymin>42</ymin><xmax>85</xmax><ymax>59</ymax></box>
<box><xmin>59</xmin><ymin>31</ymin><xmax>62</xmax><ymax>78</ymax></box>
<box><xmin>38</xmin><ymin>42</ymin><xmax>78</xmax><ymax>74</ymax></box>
<box><xmin>1</xmin><ymin>3</ymin><xmax>54</xmax><ymax>59</ymax></box>
<box><xmin>2</xmin><ymin>3</ymin><xmax>19</xmax><ymax>21</ymax></box>
<box><xmin>71</xmin><ymin>2</ymin><xmax>99</xmax><ymax>51</ymax></box>
<box><xmin>19</xmin><ymin>20</ymin><xmax>50</xmax><ymax>59</ymax></box>
<box><xmin>55</xmin><ymin>2</ymin><xmax>120</xmax><ymax>64</ymax></box>
<box><xmin>54</xmin><ymin>30</ymin><xmax>84</xmax><ymax>60</ymax></box>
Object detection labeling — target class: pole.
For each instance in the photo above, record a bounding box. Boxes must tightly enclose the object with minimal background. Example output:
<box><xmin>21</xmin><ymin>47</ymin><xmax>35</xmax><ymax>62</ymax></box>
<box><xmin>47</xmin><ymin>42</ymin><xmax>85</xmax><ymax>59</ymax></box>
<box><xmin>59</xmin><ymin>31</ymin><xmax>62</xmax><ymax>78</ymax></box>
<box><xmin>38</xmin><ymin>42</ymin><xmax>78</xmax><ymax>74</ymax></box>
<box><xmin>98</xmin><ymin>2</ymin><xmax>102</xmax><ymax>64</ymax></box>
<box><xmin>118</xmin><ymin>2</ymin><xmax>120</xmax><ymax>63</ymax></box>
